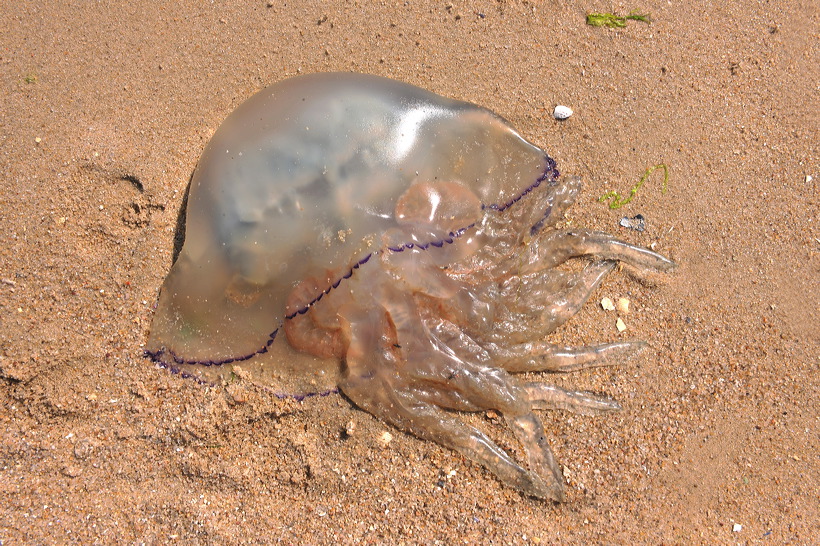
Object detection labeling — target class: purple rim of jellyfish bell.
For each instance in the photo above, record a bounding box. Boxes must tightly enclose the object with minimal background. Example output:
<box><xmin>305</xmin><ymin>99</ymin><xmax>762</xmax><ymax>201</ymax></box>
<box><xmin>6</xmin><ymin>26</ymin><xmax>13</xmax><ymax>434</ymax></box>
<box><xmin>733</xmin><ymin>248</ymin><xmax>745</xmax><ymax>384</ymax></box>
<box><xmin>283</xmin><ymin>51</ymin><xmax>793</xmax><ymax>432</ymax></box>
<box><xmin>144</xmin><ymin>154</ymin><xmax>559</xmax><ymax>398</ymax></box>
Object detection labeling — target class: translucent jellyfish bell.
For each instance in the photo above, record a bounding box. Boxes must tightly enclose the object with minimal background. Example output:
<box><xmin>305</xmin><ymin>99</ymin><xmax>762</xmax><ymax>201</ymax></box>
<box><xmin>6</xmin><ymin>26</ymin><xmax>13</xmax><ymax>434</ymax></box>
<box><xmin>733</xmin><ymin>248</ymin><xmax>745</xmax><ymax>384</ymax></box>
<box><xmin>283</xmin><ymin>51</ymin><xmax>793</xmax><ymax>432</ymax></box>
<box><xmin>145</xmin><ymin>73</ymin><xmax>548</xmax><ymax>396</ymax></box>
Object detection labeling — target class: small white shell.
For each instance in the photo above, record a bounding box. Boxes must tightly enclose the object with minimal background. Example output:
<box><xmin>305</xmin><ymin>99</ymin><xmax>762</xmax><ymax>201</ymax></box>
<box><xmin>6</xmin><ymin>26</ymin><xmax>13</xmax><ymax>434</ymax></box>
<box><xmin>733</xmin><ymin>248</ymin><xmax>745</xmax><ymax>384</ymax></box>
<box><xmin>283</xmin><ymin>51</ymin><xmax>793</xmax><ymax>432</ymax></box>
<box><xmin>553</xmin><ymin>105</ymin><xmax>573</xmax><ymax>120</ymax></box>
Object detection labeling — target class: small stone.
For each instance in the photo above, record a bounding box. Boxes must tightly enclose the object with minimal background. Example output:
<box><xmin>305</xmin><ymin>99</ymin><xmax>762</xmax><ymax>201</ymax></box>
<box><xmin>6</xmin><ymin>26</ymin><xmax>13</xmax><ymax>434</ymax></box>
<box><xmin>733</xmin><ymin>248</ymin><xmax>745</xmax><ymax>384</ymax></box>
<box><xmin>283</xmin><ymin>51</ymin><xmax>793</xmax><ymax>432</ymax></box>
<box><xmin>225</xmin><ymin>384</ymin><xmax>248</xmax><ymax>404</ymax></box>
<box><xmin>553</xmin><ymin>105</ymin><xmax>573</xmax><ymax>120</ymax></box>
<box><xmin>616</xmin><ymin>298</ymin><xmax>630</xmax><ymax>314</ymax></box>
<box><xmin>345</xmin><ymin>419</ymin><xmax>356</xmax><ymax>436</ymax></box>
<box><xmin>806</xmin><ymin>175</ymin><xmax>813</xmax><ymax>183</ymax></box>
<box><xmin>615</xmin><ymin>318</ymin><xmax>627</xmax><ymax>332</ymax></box>
<box><xmin>732</xmin><ymin>523</ymin><xmax>742</xmax><ymax>532</ymax></box>
<box><xmin>601</xmin><ymin>297</ymin><xmax>615</xmax><ymax>311</ymax></box>
<box><xmin>377</xmin><ymin>431</ymin><xmax>393</xmax><ymax>448</ymax></box>
<box><xmin>61</xmin><ymin>465</ymin><xmax>83</xmax><ymax>478</ymax></box>
<box><xmin>73</xmin><ymin>439</ymin><xmax>94</xmax><ymax>460</ymax></box>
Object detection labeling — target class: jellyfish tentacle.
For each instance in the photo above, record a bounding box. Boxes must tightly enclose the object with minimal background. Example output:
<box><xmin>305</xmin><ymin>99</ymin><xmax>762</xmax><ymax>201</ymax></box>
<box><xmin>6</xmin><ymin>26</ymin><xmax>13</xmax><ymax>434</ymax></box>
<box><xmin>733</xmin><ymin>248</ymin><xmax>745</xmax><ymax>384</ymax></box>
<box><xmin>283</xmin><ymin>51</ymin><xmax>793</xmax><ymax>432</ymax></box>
<box><xmin>536</xmin><ymin>175</ymin><xmax>581</xmax><ymax>230</ymax></box>
<box><xmin>521</xmin><ymin>228</ymin><xmax>676</xmax><ymax>274</ymax></box>
<box><xmin>487</xmin><ymin>340</ymin><xmax>647</xmax><ymax>373</ymax></box>
<box><xmin>399</xmin><ymin>342</ymin><xmax>566</xmax><ymax>501</ymax></box>
<box><xmin>338</xmin><ymin>301</ymin><xmax>557</xmax><ymax>499</ymax></box>
<box><xmin>408</xmin><ymin>384</ymin><xmax>484</xmax><ymax>412</ymax></box>
<box><xmin>524</xmin><ymin>260</ymin><xmax>615</xmax><ymax>329</ymax></box>
<box><xmin>410</xmin><ymin>358</ymin><xmax>529</xmax><ymax>414</ymax></box>
<box><xmin>381</xmin><ymin>241</ymin><xmax>463</xmax><ymax>299</ymax></box>
<box><xmin>401</xmin><ymin>366</ymin><xmax>566</xmax><ymax>500</ymax></box>
<box><xmin>524</xmin><ymin>383</ymin><xmax>621</xmax><ymax>415</ymax></box>
<box><xmin>490</xmin><ymin>261</ymin><xmax>616</xmax><ymax>343</ymax></box>
<box><xmin>506</xmin><ymin>412</ymin><xmax>566</xmax><ymax>502</ymax></box>
<box><xmin>501</xmin><ymin>174</ymin><xmax>581</xmax><ymax>237</ymax></box>
<box><xmin>349</xmin><ymin>378</ymin><xmax>557</xmax><ymax>499</ymax></box>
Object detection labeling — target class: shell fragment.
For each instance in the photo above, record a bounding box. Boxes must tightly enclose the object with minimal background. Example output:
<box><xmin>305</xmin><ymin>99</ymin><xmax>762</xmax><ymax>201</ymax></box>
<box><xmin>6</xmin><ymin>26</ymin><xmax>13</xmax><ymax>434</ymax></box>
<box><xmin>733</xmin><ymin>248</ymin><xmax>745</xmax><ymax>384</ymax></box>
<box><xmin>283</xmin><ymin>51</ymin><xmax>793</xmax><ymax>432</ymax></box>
<box><xmin>553</xmin><ymin>105</ymin><xmax>573</xmax><ymax>120</ymax></box>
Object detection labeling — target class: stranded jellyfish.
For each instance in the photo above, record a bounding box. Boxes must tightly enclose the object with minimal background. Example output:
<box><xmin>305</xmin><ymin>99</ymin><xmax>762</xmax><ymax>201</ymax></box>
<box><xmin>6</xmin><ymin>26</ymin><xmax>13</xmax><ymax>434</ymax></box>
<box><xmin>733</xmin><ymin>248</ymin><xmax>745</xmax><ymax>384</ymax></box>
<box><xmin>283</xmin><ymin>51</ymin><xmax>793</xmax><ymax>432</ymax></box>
<box><xmin>146</xmin><ymin>73</ymin><xmax>675</xmax><ymax>500</ymax></box>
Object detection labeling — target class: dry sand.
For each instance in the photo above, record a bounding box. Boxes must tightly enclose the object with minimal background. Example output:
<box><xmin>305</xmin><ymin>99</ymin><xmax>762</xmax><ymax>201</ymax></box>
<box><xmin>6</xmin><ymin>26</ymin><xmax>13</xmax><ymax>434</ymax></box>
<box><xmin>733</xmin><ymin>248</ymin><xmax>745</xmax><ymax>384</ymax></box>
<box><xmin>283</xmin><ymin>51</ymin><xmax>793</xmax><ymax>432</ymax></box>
<box><xmin>1</xmin><ymin>1</ymin><xmax>817</xmax><ymax>543</ymax></box>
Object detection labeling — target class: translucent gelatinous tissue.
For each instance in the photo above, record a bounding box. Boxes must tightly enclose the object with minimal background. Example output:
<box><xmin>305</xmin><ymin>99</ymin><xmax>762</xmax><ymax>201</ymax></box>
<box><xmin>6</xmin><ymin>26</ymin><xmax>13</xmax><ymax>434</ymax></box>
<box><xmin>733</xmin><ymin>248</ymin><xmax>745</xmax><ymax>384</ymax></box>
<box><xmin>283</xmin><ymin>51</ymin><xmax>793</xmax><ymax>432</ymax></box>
<box><xmin>146</xmin><ymin>73</ymin><xmax>675</xmax><ymax>500</ymax></box>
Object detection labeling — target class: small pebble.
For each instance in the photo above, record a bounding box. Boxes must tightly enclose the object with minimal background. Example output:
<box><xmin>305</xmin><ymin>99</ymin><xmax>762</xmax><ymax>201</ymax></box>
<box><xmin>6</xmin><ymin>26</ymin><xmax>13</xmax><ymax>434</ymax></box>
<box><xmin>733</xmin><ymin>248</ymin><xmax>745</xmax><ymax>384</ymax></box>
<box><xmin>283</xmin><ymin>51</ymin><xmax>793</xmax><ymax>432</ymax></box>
<box><xmin>805</xmin><ymin>175</ymin><xmax>813</xmax><ymax>183</ymax></box>
<box><xmin>377</xmin><ymin>431</ymin><xmax>393</xmax><ymax>448</ymax></box>
<box><xmin>553</xmin><ymin>105</ymin><xmax>573</xmax><ymax>120</ymax></box>
<box><xmin>616</xmin><ymin>318</ymin><xmax>627</xmax><ymax>332</ymax></box>
<box><xmin>601</xmin><ymin>297</ymin><xmax>615</xmax><ymax>311</ymax></box>
<box><xmin>61</xmin><ymin>465</ymin><xmax>82</xmax><ymax>478</ymax></box>
<box><xmin>732</xmin><ymin>523</ymin><xmax>742</xmax><ymax>532</ymax></box>
<box><xmin>616</xmin><ymin>297</ymin><xmax>630</xmax><ymax>314</ymax></box>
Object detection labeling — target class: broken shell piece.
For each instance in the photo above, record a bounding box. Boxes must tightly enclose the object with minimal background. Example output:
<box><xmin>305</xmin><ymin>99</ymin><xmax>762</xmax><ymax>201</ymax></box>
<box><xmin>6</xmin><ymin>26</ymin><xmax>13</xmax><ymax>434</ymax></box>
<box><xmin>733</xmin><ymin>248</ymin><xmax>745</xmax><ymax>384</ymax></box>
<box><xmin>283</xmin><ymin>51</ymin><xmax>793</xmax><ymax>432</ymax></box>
<box><xmin>615</xmin><ymin>318</ymin><xmax>627</xmax><ymax>332</ymax></box>
<box><xmin>553</xmin><ymin>105</ymin><xmax>573</xmax><ymax>120</ymax></box>
<box><xmin>619</xmin><ymin>214</ymin><xmax>645</xmax><ymax>232</ymax></box>
<box><xmin>601</xmin><ymin>297</ymin><xmax>616</xmax><ymax>311</ymax></box>
<box><xmin>616</xmin><ymin>298</ymin><xmax>630</xmax><ymax>314</ymax></box>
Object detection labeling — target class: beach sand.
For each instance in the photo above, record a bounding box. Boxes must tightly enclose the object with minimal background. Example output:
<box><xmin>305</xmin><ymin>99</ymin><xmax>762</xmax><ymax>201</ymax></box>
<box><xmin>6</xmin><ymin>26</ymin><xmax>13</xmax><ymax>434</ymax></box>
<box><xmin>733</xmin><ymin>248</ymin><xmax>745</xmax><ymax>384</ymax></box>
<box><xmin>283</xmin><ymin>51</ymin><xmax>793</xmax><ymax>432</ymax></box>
<box><xmin>1</xmin><ymin>1</ymin><xmax>817</xmax><ymax>543</ymax></box>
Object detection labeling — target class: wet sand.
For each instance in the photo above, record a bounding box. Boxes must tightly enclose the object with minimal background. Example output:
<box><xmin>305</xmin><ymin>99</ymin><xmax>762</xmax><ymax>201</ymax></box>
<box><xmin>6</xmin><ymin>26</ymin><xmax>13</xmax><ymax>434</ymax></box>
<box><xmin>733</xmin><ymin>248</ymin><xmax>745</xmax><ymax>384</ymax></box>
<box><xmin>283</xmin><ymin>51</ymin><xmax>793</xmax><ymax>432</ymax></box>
<box><xmin>1</xmin><ymin>1</ymin><xmax>817</xmax><ymax>543</ymax></box>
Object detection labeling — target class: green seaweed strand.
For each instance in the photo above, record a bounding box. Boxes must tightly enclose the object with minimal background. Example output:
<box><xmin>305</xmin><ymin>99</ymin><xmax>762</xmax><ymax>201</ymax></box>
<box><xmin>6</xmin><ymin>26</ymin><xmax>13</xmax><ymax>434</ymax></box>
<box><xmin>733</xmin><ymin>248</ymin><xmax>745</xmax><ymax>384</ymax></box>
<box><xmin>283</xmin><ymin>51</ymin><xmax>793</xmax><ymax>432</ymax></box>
<box><xmin>598</xmin><ymin>163</ymin><xmax>669</xmax><ymax>209</ymax></box>
<box><xmin>586</xmin><ymin>11</ymin><xmax>651</xmax><ymax>28</ymax></box>
<box><xmin>625</xmin><ymin>11</ymin><xmax>651</xmax><ymax>23</ymax></box>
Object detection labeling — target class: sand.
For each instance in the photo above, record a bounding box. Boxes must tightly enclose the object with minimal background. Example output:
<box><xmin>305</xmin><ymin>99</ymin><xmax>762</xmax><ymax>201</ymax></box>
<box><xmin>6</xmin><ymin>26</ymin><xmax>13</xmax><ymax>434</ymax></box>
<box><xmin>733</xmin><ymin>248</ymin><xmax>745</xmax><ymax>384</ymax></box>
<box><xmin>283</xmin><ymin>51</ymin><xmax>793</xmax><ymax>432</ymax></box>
<box><xmin>1</xmin><ymin>1</ymin><xmax>817</xmax><ymax>543</ymax></box>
